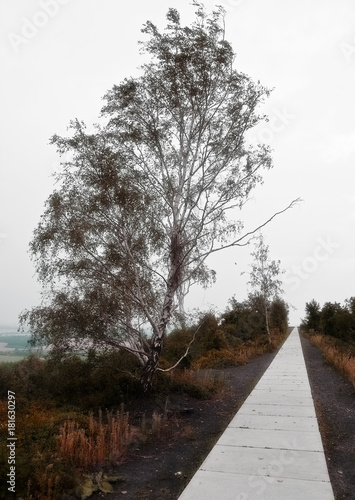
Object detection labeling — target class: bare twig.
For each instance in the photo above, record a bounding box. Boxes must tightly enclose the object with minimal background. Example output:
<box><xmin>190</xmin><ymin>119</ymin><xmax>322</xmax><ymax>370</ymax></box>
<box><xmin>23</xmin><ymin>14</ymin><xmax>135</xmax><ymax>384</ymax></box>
<box><xmin>157</xmin><ymin>321</ymin><xmax>204</xmax><ymax>373</ymax></box>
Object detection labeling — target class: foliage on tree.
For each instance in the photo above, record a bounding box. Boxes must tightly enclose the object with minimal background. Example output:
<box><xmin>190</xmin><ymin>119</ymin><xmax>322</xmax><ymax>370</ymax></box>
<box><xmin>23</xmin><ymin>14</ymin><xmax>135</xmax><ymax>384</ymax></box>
<box><xmin>302</xmin><ymin>298</ymin><xmax>355</xmax><ymax>342</ymax></box>
<box><xmin>320</xmin><ymin>302</ymin><xmax>354</xmax><ymax>340</ymax></box>
<box><xmin>268</xmin><ymin>296</ymin><xmax>289</xmax><ymax>335</ymax></box>
<box><xmin>20</xmin><ymin>3</ymin><xmax>298</xmax><ymax>391</ymax></box>
<box><xmin>303</xmin><ymin>299</ymin><xmax>321</xmax><ymax>332</ymax></box>
<box><xmin>221</xmin><ymin>293</ymin><xmax>288</xmax><ymax>342</ymax></box>
<box><xmin>221</xmin><ymin>294</ymin><xmax>265</xmax><ymax>341</ymax></box>
<box><xmin>162</xmin><ymin>299</ymin><xmax>288</xmax><ymax>370</ymax></box>
<box><xmin>345</xmin><ymin>297</ymin><xmax>355</xmax><ymax>317</ymax></box>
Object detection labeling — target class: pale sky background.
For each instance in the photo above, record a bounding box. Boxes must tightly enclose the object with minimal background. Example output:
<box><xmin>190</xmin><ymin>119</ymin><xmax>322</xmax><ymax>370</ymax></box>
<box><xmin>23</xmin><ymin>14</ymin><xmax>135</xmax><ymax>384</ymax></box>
<box><xmin>0</xmin><ymin>0</ymin><xmax>354</xmax><ymax>328</ymax></box>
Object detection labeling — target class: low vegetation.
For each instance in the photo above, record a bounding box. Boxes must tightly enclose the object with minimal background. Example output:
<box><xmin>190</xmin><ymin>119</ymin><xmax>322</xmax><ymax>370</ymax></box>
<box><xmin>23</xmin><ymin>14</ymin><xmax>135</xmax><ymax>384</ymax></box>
<box><xmin>0</xmin><ymin>296</ymin><xmax>288</xmax><ymax>499</ymax></box>
<box><xmin>305</xmin><ymin>333</ymin><xmax>355</xmax><ymax>390</ymax></box>
<box><xmin>301</xmin><ymin>297</ymin><xmax>355</xmax><ymax>389</ymax></box>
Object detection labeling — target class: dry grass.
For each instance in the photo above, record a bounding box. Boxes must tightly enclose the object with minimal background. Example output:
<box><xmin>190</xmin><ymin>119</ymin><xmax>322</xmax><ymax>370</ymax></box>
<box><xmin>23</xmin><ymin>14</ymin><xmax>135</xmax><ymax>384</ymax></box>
<box><xmin>33</xmin><ymin>465</ymin><xmax>61</xmax><ymax>500</ymax></box>
<box><xmin>310</xmin><ymin>334</ymin><xmax>355</xmax><ymax>390</ymax></box>
<box><xmin>168</xmin><ymin>367</ymin><xmax>225</xmax><ymax>392</ymax></box>
<box><xmin>193</xmin><ymin>330</ymin><xmax>285</xmax><ymax>370</ymax></box>
<box><xmin>57</xmin><ymin>407</ymin><xmax>134</xmax><ymax>468</ymax></box>
<box><xmin>151</xmin><ymin>411</ymin><xmax>164</xmax><ymax>438</ymax></box>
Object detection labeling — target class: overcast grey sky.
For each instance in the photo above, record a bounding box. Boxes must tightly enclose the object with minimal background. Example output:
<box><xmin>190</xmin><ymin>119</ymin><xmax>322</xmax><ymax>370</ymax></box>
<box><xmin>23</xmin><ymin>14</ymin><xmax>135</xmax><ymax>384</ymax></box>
<box><xmin>1</xmin><ymin>0</ymin><xmax>354</xmax><ymax>327</ymax></box>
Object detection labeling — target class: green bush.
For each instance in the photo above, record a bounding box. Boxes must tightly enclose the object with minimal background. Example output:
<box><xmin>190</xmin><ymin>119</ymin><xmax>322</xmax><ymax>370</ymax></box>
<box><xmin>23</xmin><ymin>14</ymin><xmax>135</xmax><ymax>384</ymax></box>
<box><xmin>0</xmin><ymin>350</ymin><xmax>142</xmax><ymax>410</ymax></box>
<box><xmin>161</xmin><ymin>327</ymin><xmax>194</xmax><ymax>369</ymax></box>
<box><xmin>302</xmin><ymin>297</ymin><xmax>355</xmax><ymax>344</ymax></box>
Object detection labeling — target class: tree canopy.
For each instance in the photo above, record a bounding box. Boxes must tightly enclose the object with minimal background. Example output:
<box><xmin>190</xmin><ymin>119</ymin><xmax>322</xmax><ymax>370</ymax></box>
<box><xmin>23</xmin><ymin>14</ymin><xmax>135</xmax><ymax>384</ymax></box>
<box><xmin>302</xmin><ymin>298</ymin><xmax>355</xmax><ymax>342</ymax></box>
<box><xmin>21</xmin><ymin>3</ymin><xmax>298</xmax><ymax>391</ymax></box>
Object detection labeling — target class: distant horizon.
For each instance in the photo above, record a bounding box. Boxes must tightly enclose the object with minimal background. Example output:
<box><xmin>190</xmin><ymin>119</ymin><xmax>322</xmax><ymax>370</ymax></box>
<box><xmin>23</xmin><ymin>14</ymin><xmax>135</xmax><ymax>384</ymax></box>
<box><xmin>0</xmin><ymin>324</ymin><xmax>22</xmax><ymax>331</ymax></box>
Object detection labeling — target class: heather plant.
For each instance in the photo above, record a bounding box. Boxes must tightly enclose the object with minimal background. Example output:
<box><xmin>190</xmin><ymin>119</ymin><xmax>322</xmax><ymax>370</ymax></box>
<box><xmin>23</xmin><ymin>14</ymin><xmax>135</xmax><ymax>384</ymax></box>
<box><xmin>193</xmin><ymin>332</ymin><xmax>283</xmax><ymax>370</ymax></box>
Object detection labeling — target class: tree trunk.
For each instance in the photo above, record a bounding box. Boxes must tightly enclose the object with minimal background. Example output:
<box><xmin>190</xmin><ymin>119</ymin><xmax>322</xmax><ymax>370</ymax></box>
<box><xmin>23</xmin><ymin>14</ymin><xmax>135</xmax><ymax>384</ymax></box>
<box><xmin>140</xmin><ymin>226</ymin><xmax>182</xmax><ymax>392</ymax></box>
<box><xmin>140</xmin><ymin>336</ymin><xmax>163</xmax><ymax>393</ymax></box>
<box><xmin>265</xmin><ymin>303</ymin><xmax>271</xmax><ymax>342</ymax></box>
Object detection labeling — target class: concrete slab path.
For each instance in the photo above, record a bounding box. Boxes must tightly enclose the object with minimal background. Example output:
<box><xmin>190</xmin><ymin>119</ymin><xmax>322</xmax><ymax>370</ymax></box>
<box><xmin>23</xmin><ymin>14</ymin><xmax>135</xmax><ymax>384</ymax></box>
<box><xmin>178</xmin><ymin>327</ymin><xmax>335</xmax><ymax>500</ymax></box>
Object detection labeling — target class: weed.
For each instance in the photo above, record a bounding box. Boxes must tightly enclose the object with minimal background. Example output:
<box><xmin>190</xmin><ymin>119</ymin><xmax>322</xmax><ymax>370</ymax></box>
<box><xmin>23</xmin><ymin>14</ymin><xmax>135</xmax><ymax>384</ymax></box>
<box><xmin>57</xmin><ymin>407</ymin><xmax>134</xmax><ymax>468</ymax></box>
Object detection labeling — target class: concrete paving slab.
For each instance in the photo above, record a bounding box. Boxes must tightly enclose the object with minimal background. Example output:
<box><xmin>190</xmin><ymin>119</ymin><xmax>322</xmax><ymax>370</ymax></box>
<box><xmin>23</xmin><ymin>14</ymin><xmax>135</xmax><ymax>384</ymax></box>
<box><xmin>254</xmin><ymin>379</ymin><xmax>310</xmax><ymax>392</ymax></box>
<box><xmin>236</xmin><ymin>403</ymin><xmax>317</xmax><ymax>417</ymax></box>
<box><xmin>264</xmin><ymin>371</ymin><xmax>308</xmax><ymax>375</ymax></box>
<box><xmin>216</xmin><ymin>427</ymin><xmax>324</xmax><ymax>452</ymax></box>
<box><xmin>258</xmin><ymin>374</ymin><xmax>308</xmax><ymax>379</ymax></box>
<box><xmin>243</xmin><ymin>393</ymin><xmax>315</xmax><ymax>406</ymax></box>
<box><xmin>178</xmin><ymin>470</ymin><xmax>334</xmax><ymax>500</ymax></box>
<box><xmin>250</xmin><ymin>389</ymin><xmax>312</xmax><ymax>398</ymax></box>
<box><xmin>228</xmin><ymin>413</ymin><xmax>319</xmax><ymax>431</ymax></box>
<box><xmin>253</xmin><ymin>384</ymin><xmax>310</xmax><ymax>392</ymax></box>
<box><xmin>200</xmin><ymin>445</ymin><xmax>330</xmax><ymax>481</ymax></box>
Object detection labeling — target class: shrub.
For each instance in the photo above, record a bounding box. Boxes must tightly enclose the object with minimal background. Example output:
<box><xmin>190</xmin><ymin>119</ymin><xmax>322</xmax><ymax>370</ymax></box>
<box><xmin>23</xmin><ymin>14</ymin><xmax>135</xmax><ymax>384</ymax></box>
<box><xmin>303</xmin><ymin>298</ymin><xmax>355</xmax><ymax>343</ymax></box>
<box><xmin>0</xmin><ymin>350</ymin><xmax>142</xmax><ymax>409</ymax></box>
<box><xmin>194</xmin><ymin>348</ymin><xmax>241</xmax><ymax>369</ymax></box>
<box><xmin>161</xmin><ymin>327</ymin><xmax>194</xmax><ymax>369</ymax></box>
<box><xmin>57</xmin><ymin>408</ymin><xmax>134</xmax><ymax>468</ymax></box>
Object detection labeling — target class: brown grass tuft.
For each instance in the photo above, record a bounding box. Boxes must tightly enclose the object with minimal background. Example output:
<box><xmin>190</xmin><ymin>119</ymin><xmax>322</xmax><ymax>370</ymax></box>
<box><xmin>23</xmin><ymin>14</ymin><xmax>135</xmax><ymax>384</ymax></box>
<box><xmin>57</xmin><ymin>407</ymin><xmax>134</xmax><ymax>468</ymax></box>
<box><xmin>310</xmin><ymin>334</ymin><xmax>355</xmax><ymax>390</ymax></box>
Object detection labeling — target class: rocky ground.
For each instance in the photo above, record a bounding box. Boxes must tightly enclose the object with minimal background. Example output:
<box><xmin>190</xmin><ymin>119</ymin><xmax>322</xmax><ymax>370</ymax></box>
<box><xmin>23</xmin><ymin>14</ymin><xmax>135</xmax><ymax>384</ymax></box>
<box><xmin>90</xmin><ymin>333</ymin><xmax>355</xmax><ymax>500</ymax></box>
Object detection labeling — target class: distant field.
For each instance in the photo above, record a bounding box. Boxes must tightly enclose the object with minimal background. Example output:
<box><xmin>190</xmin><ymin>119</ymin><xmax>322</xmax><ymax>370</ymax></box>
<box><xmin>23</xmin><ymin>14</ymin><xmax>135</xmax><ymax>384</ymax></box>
<box><xmin>0</xmin><ymin>331</ymin><xmax>41</xmax><ymax>363</ymax></box>
<box><xmin>0</xmin><ymin>354</ymin><xmax>26</xmax><ymax>363</ymax></box>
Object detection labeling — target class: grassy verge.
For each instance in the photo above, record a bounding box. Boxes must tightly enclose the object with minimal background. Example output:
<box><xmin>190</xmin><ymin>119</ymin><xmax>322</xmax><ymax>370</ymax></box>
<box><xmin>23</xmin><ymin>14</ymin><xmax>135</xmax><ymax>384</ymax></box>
<box><xmin>306</xmin><ymin>332</ymin><xmax>355</xmax><ymax>390</ymax></box>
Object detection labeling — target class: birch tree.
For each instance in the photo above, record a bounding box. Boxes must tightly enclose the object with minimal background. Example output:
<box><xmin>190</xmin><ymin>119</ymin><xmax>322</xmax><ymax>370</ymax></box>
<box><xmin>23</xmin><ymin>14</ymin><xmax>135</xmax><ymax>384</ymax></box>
<box><xmin>21</xmin><ymin>3</ymin><xmax>298</xmax><ymax>391</ymax></box>
<box><xmin>247</xmin><ymin>234</ymin><xmax>284</xmax><ymax>339</ymax></box>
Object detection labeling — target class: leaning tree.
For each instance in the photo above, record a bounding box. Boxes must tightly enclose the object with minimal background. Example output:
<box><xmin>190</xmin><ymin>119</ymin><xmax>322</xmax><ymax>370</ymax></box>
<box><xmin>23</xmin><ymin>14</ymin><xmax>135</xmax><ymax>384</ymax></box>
<box><xmin>21</xmin><ymin>3</ymin><xmax>298</xmax><ymax>391</ymax></box>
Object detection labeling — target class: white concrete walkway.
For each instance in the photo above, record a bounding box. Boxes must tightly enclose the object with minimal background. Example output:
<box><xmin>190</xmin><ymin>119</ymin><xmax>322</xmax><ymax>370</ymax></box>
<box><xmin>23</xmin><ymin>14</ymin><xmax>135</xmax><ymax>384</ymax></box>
<box><xmin>178</xmin><ymin>327</ymin><xmax>334</xmax><ymax>500</ymax></box>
